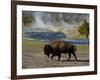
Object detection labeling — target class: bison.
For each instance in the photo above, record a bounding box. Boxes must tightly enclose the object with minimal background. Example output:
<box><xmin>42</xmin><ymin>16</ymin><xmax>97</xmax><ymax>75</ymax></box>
<box><xmin>44</xmin><ymin>40</ymin><xmax>77</xmax><ymax>61</ymax></box>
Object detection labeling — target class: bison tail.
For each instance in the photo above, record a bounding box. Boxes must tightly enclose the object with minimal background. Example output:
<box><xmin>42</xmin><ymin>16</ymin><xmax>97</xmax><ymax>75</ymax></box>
<box><xmin>74</xmin><ymin>45</ymin><xmax>77</xmax><ymax>52</ymax></box>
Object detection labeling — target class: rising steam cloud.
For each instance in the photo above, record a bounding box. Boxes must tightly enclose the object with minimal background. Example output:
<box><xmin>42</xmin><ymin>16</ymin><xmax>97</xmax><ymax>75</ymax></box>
<box><xmin>22</xmin><ymin>11</ymin><xmax>89</xmax><ymax>31</ymax></box>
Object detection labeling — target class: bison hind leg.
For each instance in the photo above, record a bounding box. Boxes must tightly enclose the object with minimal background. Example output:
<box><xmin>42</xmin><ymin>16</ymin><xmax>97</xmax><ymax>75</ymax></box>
<box><xmin>67</xmin><ymin>53</ymin><xmax>71</xmax><ymax>61</ymax></box>
<box><xmin>58</xmin><ymin>54</ymin><xmax>61</xmax><ymax>61</ymax></box>
<box><xmin>72</xmin><ymin>52</ymin><xmax>77</xmax><ymax>61</ymax></box>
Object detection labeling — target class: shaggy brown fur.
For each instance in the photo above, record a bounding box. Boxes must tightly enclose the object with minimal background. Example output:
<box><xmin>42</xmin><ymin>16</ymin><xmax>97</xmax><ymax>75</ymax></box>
<box><xmin>44</xmin><ymin>40</ymin><xmax>77</xmax><ymax>61</ymax></box>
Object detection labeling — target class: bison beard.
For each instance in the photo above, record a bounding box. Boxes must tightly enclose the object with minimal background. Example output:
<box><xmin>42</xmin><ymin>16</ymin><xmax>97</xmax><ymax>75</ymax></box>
<box><xmin>44</xmin><ymin>40</ymin><xmax>77</xmax><ymax>61</ymax></box>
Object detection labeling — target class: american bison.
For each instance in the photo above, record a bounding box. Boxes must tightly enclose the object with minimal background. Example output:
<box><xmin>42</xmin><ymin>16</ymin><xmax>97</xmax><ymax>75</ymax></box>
<box><xmin>44</xmin><ymin>40</ymin><xmax>77</xmax><ymax>61</ymax></box>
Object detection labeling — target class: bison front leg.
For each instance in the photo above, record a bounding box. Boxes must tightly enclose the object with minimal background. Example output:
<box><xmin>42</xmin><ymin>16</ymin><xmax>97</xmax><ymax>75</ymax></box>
<box><xmin>51</xmin><ymin>54</ymin><xmax>55</xmax><ymax>60</ymax></box>
<box><xmin>47</xmin><ymin>54</ymin><xmax>50</xmax><ymax>58</ymax></box>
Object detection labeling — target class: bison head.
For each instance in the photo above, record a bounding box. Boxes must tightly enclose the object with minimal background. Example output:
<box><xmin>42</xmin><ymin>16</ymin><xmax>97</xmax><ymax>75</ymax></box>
<box><xmin>44</xmin><ymin>44</ymin><xmax>54</xmax><ymax>57</ymax></box>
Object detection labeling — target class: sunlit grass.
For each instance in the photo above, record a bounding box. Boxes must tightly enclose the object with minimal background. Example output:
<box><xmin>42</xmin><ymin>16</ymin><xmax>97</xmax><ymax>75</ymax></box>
<box><xmin>22</xmin><ymin>39</ymin><xmax>44</xmax><ymax>52</ymax></box>
<box><xmin>22</xmin><ymin>39</ymin><xmax>89</xmax><ymax>55</ymax></box>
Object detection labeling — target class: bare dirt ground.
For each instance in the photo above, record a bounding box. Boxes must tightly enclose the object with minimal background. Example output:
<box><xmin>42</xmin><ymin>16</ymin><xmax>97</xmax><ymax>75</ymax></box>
<box><xmin>22</xmin><ymin>39</ymin><xmax>89</xmax><ymax>69</ymax></box>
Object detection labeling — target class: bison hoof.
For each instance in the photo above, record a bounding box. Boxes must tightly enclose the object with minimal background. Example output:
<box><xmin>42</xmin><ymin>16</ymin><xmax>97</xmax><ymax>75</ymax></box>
<box><xmin>67</xmin><ymin>59</ymin><xmax>70</xmax><ymax>61</ymax></box>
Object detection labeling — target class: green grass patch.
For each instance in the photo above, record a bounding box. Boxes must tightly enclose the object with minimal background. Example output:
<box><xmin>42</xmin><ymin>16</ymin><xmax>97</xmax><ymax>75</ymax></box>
<box><xmin>22</xmin><ymin>39</ymin><xmax>89</xmax><ymax>54</ymax></box>
<box><xmin>22</xmin><ymin>39</ymin><xmax>44</xmax><ymax>52</ymax></box>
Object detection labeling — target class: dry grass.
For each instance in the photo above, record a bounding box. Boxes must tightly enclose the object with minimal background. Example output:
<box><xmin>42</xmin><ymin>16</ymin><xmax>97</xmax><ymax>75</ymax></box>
<box><xmin>22</xmin><ymin>39</ymin><xmax>89</xmax><ymax>69</ymax></box>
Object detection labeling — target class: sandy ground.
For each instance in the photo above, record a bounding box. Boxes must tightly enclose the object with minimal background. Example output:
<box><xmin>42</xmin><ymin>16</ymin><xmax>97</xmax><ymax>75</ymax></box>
<box><xmin>22</xmin><ymin>40</ymin><xmax>89</xmax><ymax>69</ymax></box>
